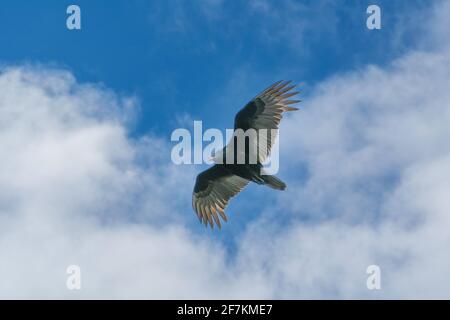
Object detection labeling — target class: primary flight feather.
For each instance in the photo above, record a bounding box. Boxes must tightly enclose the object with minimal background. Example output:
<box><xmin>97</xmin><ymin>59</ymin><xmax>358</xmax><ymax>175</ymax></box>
<box><xmin>192</xmin><ymin>80</ymin><xmax>300</xmax><ymax>229</ymax></box>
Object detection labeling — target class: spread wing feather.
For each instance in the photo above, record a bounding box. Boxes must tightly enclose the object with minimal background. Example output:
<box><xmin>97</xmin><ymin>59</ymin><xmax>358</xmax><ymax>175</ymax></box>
<box><xmin>214</xmin><ymin>80</ymin><xmax>300</xmax><ymax>164</ymax></box>
<box><xmin>192</xmin><ymin>165</ymin><xmax>249</xmax><ymax>229</ymax></box>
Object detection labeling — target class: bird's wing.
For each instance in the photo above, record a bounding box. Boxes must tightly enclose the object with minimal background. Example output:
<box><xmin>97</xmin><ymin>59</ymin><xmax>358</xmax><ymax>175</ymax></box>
<box><xmin>193</xmin><ymin>165</ymin><xmax>249</xmax><ymax>229</ymax></box>
<box><xmin>231</xmin><ymin>80</ymin><xmax>301</xmax><ymax>163</ymax></box>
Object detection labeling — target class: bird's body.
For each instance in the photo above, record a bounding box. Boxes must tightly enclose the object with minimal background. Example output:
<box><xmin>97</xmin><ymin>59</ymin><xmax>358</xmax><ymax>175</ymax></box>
<box><xmin>192</xmin><ymin>80</ymin><xmax>300</xmax><ymax>228</ymax></box>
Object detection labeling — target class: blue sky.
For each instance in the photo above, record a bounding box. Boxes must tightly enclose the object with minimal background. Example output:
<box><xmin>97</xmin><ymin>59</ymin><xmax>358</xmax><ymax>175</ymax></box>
<box><xmin>0</xmin><ymin>0</ymin><xmax>424</xmax><ymax>238</ymax></box>
<box><xmin>0</xmin><ymin>0</ymin><xmax>427</xmax><ymax>137</ymax></box>
<box><xmin>1</xmin><ymin>0</ymin><xmax>449</xmax><ymax>298</ymax></box>
<box><xmin>0</xmin><ymin>0</ymin><xmax>432</xmax><ymax>250</ymax></box>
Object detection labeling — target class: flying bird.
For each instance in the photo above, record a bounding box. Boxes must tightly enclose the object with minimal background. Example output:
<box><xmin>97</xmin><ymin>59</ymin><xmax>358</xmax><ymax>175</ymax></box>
<box><xmin>192</xmin><ymin>80</ymin><xmax>300</xmax><ymax>229</ymax></box>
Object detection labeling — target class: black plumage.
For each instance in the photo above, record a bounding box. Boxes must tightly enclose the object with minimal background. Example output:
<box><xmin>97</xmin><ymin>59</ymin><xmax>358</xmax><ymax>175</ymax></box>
<box><xmin>192</xmin><ymin>80</ymin><xmax>300</xmax><ymax>228</ymax></box>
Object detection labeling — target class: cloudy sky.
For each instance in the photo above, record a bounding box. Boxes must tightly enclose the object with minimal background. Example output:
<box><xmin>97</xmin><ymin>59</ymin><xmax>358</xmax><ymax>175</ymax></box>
<box><xmin>0</xmin><ymin>0</ymin><xmax>450</xmax><ymax>298</ymax></box>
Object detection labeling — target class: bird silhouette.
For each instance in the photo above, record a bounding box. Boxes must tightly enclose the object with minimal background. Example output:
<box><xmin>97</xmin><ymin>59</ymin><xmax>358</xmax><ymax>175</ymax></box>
<box><xmin>192</xmin><ymin>80</ymin><xmax>300</xmax><ymax>228</ymax></box>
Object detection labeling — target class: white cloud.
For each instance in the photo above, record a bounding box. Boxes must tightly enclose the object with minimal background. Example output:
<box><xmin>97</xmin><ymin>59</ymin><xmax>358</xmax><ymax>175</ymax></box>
<box><xmin>261</xmin><ymin>13</ymin><xmax>450</xmax><ymax>298</ymax></box>
<box><xmin>0</xmin><ymin>66</ymin><xmax>215</xmax><ymax>299</ymax></box>
<box><xmin>2</xmin><ymin>1</ymin><xmax>450</xmax><ymax>299</ymax></box>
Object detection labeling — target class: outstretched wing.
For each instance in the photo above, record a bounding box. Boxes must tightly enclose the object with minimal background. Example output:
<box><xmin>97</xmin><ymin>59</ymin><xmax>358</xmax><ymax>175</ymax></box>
<box><xmin>192</xmin><ymin>165</ymin><xmax>249</xmax><ymax>229</ymax></box>
<box><xmin>233</xmin><ymin>80</ymin><xmax>300</xmax><ymax>163</ymax></box>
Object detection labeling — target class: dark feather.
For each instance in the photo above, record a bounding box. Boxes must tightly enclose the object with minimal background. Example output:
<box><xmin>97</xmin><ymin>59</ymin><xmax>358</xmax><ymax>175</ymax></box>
<box><xmin>192</xmin><ymin>81</ymin><xmax>300</xmax><ymax>229</ymax></box>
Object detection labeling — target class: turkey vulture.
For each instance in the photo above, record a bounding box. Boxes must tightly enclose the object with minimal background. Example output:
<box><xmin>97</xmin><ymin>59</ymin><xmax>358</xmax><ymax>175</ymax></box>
<box><xmin>192</xmin><ymin>80</ymin><xmax>300</xmax><ymax>228</ymax></box>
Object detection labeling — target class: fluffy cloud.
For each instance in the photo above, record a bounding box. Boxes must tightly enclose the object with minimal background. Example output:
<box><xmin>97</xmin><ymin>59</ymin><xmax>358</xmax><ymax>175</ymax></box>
<box><xmin>2</xmin><ymin>1</ymin><xmax>450</xmax><ymax>299</ymax></box>
<box><xmin>259</xmin><ymin>21</ymin><xmax>450</xmax><ymax>299</ymax></box>
<box><xmin>0</xmin><ymin>66</ymin><xmax>217</xmax><ymax>299</ymax></box>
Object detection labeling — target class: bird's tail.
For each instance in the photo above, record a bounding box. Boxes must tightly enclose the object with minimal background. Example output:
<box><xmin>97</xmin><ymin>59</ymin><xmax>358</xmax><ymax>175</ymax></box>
<box><xmin>261</xmin><ymin>175</ymin><xmax>286</xmax><ymax>190</ymax></box>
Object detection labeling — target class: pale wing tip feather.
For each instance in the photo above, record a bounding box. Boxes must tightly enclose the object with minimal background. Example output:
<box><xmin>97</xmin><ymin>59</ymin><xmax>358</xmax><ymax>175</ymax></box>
<box><xmin>193</xmin><ymin>176</ymin><xmax>249</xmax><ymax>230</ymax></box>
<box><xmin>283</xmin><ymin>99</ymin><xmax>301</xmax><ymax>105</ymax></box>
